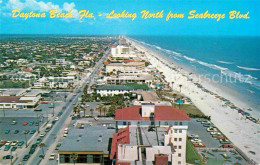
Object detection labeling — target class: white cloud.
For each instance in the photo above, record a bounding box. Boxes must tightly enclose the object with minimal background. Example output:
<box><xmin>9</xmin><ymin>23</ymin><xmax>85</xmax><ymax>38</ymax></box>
<box><xmin>0</xmin><ymin>0</ymin><xmax>3</xmax><ymax>3</ymax></box>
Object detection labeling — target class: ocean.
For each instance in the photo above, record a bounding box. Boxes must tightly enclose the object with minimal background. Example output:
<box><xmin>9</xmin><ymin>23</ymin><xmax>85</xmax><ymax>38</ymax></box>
<box><xmin>129</xmin><ymin>35</ymin><xmax>260</xmax><ymax>112</ymax></box>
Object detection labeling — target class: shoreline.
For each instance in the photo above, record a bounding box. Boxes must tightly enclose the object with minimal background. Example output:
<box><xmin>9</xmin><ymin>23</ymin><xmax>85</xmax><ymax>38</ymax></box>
<box><xmin>127</xmin><ymin>37</ymin><xmax>260</xmax><ymax>163</ymax></box>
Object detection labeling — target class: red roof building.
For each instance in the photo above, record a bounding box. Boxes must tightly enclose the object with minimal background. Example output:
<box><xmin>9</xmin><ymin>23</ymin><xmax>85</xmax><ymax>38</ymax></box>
<box><xmin>115</xmin><ymin>105</ymin><xmax>190</xmax><ymax>121</ymax></box>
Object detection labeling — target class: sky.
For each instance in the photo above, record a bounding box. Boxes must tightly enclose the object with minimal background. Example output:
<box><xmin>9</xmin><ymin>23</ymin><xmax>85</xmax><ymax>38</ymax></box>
<box><xmin>0</xmin><ymin>0</ymin><xmax>259</xmax><ymax>36</ymax></box>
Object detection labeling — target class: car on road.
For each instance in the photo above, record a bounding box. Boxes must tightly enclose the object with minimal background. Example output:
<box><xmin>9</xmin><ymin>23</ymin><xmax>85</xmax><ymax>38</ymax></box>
<box><xmin>63</xmin><ymin>133</ymin><xmax>68</xmax><ymax>137</ymax></box>
<box><xmin>23</xmin><ymin>154</ymin><xmax>30</xmax><ymax>161</ymax></box>
<box><xmin>4</xmin><ymin>145</ymin><xmax>11</xmax><ymax>151</ymax></box>
<box><xmin>45</xmin><ymin>127</ymin><xmax>51</xmax><ymax>132</ymax></box>
<box><xmin>23</xmin><ymin>122</ymin><xmax>28</xmax><ymax>126</ymax></box>
<box><xmin>4</xmin><ymin>130</ymin><xmax>10</xmax><ymax>134</ymax></box>
<box><xmin>40</xmin><ymin>132</ymin><xmax>46</xmax><ymax>137</ymax></box>
<box><xmin>17</xmin><ymin>141</ymin><xmax>24</xmax><ymax>146</ymax></box>
<box><xmin>11</xmin><ymin>146</ymin><xmax>17</xmax><ymax>151</ymax></box>
<box><xmin>58</xmin><ymin>112</ymin><xmax>63</xmax><ymax>116</ymax></box>
<box><xmin>11</xmin><ymin>120</ymin><xmax>17</xmax><ymax>125</ymax></box>
<box><xmin>35</xmin><ymin>121</ymin><xmax>39</xmax><ymax>126</ymax></box>
<box><xmin>55</xmin><ymin>117</ymin><xmax>59</xmax><ymax>121</ymax></box>
<box><xmin>29</xmin><ymin>121</ymin><xmax>34</xmax><ymax>126</ymax></box>
<box><xmin>14</xmin><ymin>130</ymin><xmax>19</xmax><ymax>134</ymax></box>
<box><xmin>49</xmin><ymin>153</ymin><xmax>56</xmax><ymax>160</ymax></box>
<box><xmin>36</xmin><ymin>138</ymin><xmax>42</xmax><ymax>144</ymax></box>
<box><xmin>55</xmin><ymin>143</ymin><xmax>61</xmax><ymax>150</ymax></box>
<box><xmin>3</xmin><ymin>155</ymin><xmax>13</xmax><ymax>159</ymax></box>
<box><xmin>23</xmin><ymin>130</ymin><xmax>29</xmax><ymax>134</ymax></box>
<box><xmin>29</xmin><ymin>148</ymin><xmax>35</xmax><ymax>154</ymax></box>
<box><xmin>30</xmin><ymin>129</ymin><xmax>36</xmax><ymax>134</ymax></box>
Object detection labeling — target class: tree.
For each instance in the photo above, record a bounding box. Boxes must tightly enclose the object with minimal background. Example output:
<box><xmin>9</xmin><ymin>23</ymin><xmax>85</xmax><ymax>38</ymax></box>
<box><xmin>39</xmin><ymin>143</ymin><xmax>46</xmax><ymax>157</ymax></box>
<box><xmin>70</xmin><ymin>153</ymin><xmax>78</xmax><ymax>165</ymax></box>
<box><xmin>103</xmin><ymin>106</ymin><xmax>107</xmax><ymax>116</ymax></box>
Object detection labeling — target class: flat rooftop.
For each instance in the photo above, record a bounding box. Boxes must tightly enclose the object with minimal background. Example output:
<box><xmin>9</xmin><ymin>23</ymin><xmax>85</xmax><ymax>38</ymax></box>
<box><xmin>59</xmin><ymin>125</ymin><xmax>115</xmax><ymax>154</ymax></box>
<box><xmin>129</xmin><ymin>127</ymin><xmax>167</xmax><ymax>146</ymax></box>
<box><xmin>0</xmin><ymin>88</ymin><xmax>27</xmax><ymax>96</ymax></box>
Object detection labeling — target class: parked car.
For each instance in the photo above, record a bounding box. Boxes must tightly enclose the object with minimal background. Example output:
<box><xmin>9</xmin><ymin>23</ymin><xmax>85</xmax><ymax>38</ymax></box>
<box><xmin>55</xmin><ymin>117</ymin><xmax>59</xmax><ymax>121</ymax></box>
<box><xmin>3</xmin><ymin>155</ymin><xmax>13</xmax><ymax>159</ymax></box>
<box><xmin>23</xmin><ymin>130</ymin><xmax>29</xmax><ymax>134</ymax></box>
<box><xmin>23</xmin><ymin>122</ymin><xmax>28</xmax><ymax>126</ymax></box>
<box><xmin>30</xmin><ymin>130</ymin><xmax>36</xmax><ymax>134</ymax></box>
<box><xmin>17</xmin><ymin>141</ymin><xmax>24</xmax><ymax>146</ymax></box>
<box><xmin>29</xmin><ymin>121</ymin><xmax>34</xmax><ymax>126</ymax></box>
<box><xmin>4</xmin><ymin>130</ymin><xmax>10</xmax><ymax>134</ymax></box>
<box><xmin>23</xmin><ymin>155</ymin><xmax>30</xmax><ymax>161</ymax></box>
<box><xmin>29</xmin><ymin>148</ymin><xmax>35</xmax><ymax>154</ymax></box>
<box><xmin>0</xmin><ymin>140</ymin><xmax>7</xmax><ymax>146</ymax></box>
<box><xmin>14</xmin><ymin>130</ymin><xmax>19</xmax><ymax>134</ymax></box>
<box><xmin>35</xmin><ymin>121</ymin><xmax>39</xmax><ymax>126</ymax></box>
<box><xmin>11</xmin><ymin>146</ymin><xmax>17</xmax><ymax>151</ymax></box>
<box><xmin>11</xmin><ymin>141</ymin><xmax>18</xmax><ymax>146</ymax></box>
<box><xmin>11</xmin><ymin>120</ymin><xmax>17</xmax><ymax>125</ymax></box>
<box><xmin>4</xmin><ymin>145</ymin><xmax>11</xmax><ymax>151</ymax></box>
<box><xmin>5</xmin><ymin>141</ymin><xmax>11</xmax><ymax>145</ymax></box>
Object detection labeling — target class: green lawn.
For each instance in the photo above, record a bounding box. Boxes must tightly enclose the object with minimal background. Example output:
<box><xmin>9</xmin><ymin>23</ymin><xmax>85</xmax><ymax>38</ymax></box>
<box><xmin>180</xmin><ymin>104</ymin><xmax>205</xmax><ymax>116</ymax></box>
<box><xmin>186</xmin><ymin>139</ymin><xmax>205</xmax><ymax>165</ymax></box>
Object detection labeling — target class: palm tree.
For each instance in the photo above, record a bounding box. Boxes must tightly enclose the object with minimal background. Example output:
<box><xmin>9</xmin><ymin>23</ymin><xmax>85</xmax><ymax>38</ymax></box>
<box><xmin>103</xmin><ymin>106</ymin><xmax>107</xmax><ymax>116</ymax></box>
<box><xmin>39</xmin><ymin>143</ymin><xmax>46</xmax><ymax>157</ymax></box>
<box><xmin>90</xmin><ymin>109</ymin><xmax>94</xmax><ymax>117</ymax></box>
<box><xmin>179</xmin><ymin>84</ymin><xmax>182</xmax><ymax>93</ymax></box>
<box><xmin>70</xmin><ymin>153</ymin><xmax>78</xmax><ymax>165</ymax></box>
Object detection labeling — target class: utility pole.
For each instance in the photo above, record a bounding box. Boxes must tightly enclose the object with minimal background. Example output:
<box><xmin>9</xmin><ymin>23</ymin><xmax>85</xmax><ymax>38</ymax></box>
<box><xmin>24</xmin><ymin>133</ymin><xmax>28</xmax><ymax>148</ymax></box>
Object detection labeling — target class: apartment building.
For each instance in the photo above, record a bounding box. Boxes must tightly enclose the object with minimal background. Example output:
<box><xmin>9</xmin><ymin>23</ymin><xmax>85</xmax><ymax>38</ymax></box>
<box><xmin>106</xmin><ymin>62</ymin><xmax>145</xmax><ymax>74</ymax></box>
<box><xmin>111</xmin><ymin>103</ymin><xmax>190</xmax><ymax>165</ymax></box>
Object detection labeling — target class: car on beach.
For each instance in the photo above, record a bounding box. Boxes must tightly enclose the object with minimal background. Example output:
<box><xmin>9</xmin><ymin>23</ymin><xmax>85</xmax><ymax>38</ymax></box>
<box><xmin>23</xmin><ymin>122</ymin><xmax>28</xmax><ymax>126</ymax></box>
<box><xmin>14</xmin><ymin>130</ymin><xmax>19</xmax><ymax>134</ymax></box>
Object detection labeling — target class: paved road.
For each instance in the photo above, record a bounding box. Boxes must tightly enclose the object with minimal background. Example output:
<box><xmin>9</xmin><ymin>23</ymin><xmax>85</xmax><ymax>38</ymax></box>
<box><xmin>14</xmin><ymin>47</ymin><xmax>111</xmax><ymax>165</ymax></box>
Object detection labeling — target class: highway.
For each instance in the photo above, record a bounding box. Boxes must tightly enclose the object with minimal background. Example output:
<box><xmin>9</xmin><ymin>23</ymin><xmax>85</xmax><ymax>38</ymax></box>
<box><xmin>14</xmin><ymin>47</ymin><xmax>111</xmax><ymax>165</ymax></box>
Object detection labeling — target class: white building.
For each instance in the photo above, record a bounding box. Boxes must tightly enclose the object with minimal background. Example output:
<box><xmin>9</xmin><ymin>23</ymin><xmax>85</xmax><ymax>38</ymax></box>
<box><xmin>96</xmin><ymin>85</ymin><xmax>133</xmax><ymax>96</ymax></box>
<box><xmin>111</xmin><ymin>45</ymin><xmax>137</xmax><ymax>59</ymax></box>
<box><xmin>111</xmin><ymin>103</ymin><xmax>190</xmax><ymax>165</ymax></box>
<box><xmin>0</xmin><ymin>96</ymin><xmax>41</xmax><ymax>109</ymax></box>
<box><xmin>106</xmin><ymin>62</ymin><xmax>145</xmax><ymax>74</ymax></box>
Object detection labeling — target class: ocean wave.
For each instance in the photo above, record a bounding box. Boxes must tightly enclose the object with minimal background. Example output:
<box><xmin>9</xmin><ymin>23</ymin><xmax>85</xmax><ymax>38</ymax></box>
<box><xmin>183</xmin><ymin>56</ymin><xmax>196</xmax><ymax>62</ymax></box>
<box><xmin>217</xmin><ymin>61</ymin><xmax>233</xmax><ymax>64</ymax></box>
<box><xmin>237</xmin><ymin>66</ymin><xmax>260</xmax><ymax>71</ymax></box>
<box><xmin>197</xmin><ymin>61</ymin><xmax>228</xmax><ymax>71</ymax></box>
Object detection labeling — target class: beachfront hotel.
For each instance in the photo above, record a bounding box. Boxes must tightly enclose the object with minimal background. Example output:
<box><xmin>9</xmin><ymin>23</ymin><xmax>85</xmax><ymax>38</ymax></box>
<box><xmin>110</xmin><ymin>103</ymin><xmax>190</xmax><ymax>165</ymax></box>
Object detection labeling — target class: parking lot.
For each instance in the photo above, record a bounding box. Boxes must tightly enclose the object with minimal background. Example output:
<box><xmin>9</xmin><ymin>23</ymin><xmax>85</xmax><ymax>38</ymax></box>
<box><xmin>188</xmin><ymin>118</ymin><xmax>221</xmax><ymax>148</ymax></box>
<box><xmin>0</xmin><ymin>117</ymin><xmax>47</xmax><ymax>141</ymax></box>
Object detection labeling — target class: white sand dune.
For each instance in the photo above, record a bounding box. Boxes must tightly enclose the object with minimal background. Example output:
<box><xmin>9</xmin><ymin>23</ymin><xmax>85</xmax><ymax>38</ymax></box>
<box><xmin>128</xmin><ymin>38</ymin><xmax>260</xmax><ymax>163</ymax></box>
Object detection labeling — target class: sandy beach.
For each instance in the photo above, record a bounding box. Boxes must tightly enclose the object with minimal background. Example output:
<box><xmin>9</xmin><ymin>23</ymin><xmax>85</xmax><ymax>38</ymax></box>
<box><xmin>128</xmin><ymin>38</ymin><xmax>260</xmax><ymax>163</ymax></box>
